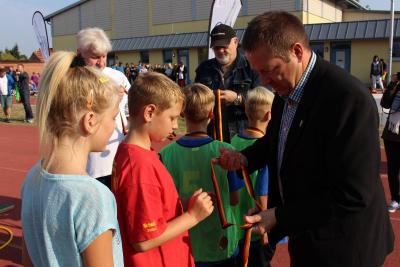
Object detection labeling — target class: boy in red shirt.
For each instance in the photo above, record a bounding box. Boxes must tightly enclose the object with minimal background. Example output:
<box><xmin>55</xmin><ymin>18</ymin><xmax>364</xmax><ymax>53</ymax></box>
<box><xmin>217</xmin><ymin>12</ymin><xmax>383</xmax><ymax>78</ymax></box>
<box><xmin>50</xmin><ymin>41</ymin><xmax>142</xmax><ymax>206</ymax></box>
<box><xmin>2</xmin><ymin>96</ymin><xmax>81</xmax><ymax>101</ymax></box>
<box><xmin>112</xmin><ymin>72</ymin><xmax>214</xmax><ymax>267</ymax></box>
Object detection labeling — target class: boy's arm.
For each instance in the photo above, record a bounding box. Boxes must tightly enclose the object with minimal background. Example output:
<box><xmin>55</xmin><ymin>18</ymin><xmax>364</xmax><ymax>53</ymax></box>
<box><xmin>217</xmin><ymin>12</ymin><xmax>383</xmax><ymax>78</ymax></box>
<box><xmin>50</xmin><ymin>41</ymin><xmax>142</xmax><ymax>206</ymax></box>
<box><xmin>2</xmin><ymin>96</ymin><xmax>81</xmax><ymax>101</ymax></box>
<box><xmin>132</xmin><ymin>212</ymin><xmax>197</xmax><ymax>252</ymax></box>
<box><xmin>227</xmin><ymin>171</ymin><xmax>244</xmax><ymax>206</ymax></box>
<box><xmin>22</xmin><ymin>237</ymin><xmax>34</xmax><ymax>267</ymax></box>
<box><xmin>180</xmin><ymin>197</ymin><xmax>190</xmax><ymax>211</ymax></box>
<box><xmin>255</xmin><ymin>166</ymin><xmax>269</xmax><ymax>211</ymax></box>
<box><xmin>132</xmin><ymin>188</ymin><xmax>213</xmax><ymax>252</ymax></box>
<box><xmin>257</xmin><ymin>195</ymin><xmax>268</xmax><ymax>211</ymax></box>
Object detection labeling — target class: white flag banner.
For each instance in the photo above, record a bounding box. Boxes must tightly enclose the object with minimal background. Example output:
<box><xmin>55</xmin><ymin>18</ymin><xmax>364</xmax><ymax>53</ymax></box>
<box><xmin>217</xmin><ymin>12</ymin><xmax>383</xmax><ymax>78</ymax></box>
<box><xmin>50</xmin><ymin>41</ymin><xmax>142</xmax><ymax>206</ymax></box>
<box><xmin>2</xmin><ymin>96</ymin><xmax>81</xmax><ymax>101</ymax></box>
<box><xmin>32</xmin><ymin>11</ymin><xmax>50</xmax><ymax>60</ymax></box>
<box><xmin>208</xmin><ymin>0</ymin><xmax>242</xmax><ymax>59</ymax></box>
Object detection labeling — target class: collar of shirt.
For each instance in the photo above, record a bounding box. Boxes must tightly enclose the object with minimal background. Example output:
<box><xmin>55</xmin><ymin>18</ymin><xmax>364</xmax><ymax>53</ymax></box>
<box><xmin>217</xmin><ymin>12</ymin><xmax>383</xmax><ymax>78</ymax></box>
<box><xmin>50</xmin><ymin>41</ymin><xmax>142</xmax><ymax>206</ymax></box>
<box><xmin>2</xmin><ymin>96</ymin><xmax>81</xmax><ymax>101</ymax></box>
<box><xmin>282</xmin><ymin>51</ymin><xmax>317</xmax><ymax>105</ymax></box>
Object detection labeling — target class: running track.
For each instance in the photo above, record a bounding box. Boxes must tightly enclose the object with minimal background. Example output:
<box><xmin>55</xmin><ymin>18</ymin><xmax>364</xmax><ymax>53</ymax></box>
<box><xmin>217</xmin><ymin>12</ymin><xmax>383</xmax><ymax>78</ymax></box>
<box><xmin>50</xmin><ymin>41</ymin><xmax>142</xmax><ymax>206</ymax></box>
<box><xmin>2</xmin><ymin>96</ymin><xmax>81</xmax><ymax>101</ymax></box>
<box><xmin>0</xmin><ymin>124</ymin><xmax>399</xmax><ymax>266</ymax></box>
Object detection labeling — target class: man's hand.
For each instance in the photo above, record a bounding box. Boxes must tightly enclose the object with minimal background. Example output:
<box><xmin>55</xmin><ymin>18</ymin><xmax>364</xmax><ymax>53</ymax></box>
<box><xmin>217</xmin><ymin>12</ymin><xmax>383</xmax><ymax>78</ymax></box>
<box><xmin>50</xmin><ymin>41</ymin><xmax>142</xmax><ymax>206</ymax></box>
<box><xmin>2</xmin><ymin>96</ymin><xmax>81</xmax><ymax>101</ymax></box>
<box><xmin>244</xmin><ymin>208</ymin><xmax>277</xmax><ymax>235</ymax></box>
<box><xmin>219</xmin><ymin>90</ymin><xmax>238</xmax><ymax>103</ymax></box>
<box><xmin>215</xmin><ymin>148</ymin><xmax>247</xmax><ymax>171</ymax></box>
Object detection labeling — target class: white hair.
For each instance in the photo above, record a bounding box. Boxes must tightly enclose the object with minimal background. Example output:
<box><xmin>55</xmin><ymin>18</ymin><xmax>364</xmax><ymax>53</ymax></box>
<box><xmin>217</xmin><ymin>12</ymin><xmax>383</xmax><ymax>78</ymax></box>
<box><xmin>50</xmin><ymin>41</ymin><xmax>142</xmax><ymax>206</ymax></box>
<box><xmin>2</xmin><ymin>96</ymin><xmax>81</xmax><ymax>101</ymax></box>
<box><xmin>76</xmin><ymin>27</ymin><xmax>112</xmax><ymax>54</ymax></box>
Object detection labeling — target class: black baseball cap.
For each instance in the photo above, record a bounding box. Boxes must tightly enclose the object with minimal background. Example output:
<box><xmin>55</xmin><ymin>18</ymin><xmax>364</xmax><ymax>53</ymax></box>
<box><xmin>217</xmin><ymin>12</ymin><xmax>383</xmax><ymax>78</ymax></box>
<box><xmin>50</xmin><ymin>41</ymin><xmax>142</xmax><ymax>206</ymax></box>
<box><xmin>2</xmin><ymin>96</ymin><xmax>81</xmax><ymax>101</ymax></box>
<box><xmin>210</xmin><ymin>24</ymin><xmax>236</xmax><ymax>48</ymax></box>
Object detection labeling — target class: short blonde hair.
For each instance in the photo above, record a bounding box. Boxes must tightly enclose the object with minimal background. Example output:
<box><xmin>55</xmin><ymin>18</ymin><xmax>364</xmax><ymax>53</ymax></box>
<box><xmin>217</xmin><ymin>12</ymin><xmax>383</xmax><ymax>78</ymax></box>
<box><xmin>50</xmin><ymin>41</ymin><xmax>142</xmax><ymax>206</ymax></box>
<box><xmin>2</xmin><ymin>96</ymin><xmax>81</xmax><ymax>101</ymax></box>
<box><xmin>77</xmin><ymin>27</ymin><xmax>112</xmax><ymax>55</ymax></box>
<box><xmin>245</xmin><ymin>86</ymin><xmax>274</xmax><ymax>121</ymax></box>
<box><xmin>128</xmin><ymin>72</ymin><xmax>184</xmax><ymax>117</ymax></box>
<box><xmin>183</xmin><ymin>83</ymin><xmax>215</xmax><ymax>123</ymax></box>
<box><xmin>37</xmin><ymin>51</ymin><xmax>120</xmax><ymax>152</ymax></box>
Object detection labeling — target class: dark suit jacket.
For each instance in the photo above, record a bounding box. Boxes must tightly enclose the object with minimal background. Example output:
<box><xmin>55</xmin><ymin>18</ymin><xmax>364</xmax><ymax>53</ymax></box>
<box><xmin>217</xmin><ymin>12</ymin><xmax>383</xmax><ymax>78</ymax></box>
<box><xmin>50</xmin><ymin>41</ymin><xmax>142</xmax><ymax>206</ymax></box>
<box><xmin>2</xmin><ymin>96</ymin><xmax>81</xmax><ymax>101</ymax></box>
<box><xmin>242</xmin><ymin>56</ymin><xmax>394</xmax><ymax>267</ymax></box>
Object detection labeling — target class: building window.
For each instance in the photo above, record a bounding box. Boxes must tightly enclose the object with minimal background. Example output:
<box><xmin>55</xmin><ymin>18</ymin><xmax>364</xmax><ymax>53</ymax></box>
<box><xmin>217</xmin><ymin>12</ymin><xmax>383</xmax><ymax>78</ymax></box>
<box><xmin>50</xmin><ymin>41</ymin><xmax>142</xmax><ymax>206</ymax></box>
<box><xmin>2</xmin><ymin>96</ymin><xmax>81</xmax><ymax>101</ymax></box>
<box><xmin>393</xmin><ymin>39</ymin><xmax>400</xmax><ymax>59</ymax></box>
<box><xmin>140</xmin><ymin>51</ymin><xmax>149</xmax><ymax>63</ymax></box>
<box><xmin>198</xmin><ymin>48</ymin><xmax>208</xmax><ymax>65</ymax></box>
<box><xmin>163</xmin><ymin>49</ymin><xmax>173</xmax><ymax>63</ymax></box>
<box><xmin>310</xmin><ymin>42</ymin><xmax>324</xmax><ymax>58</ymax></box>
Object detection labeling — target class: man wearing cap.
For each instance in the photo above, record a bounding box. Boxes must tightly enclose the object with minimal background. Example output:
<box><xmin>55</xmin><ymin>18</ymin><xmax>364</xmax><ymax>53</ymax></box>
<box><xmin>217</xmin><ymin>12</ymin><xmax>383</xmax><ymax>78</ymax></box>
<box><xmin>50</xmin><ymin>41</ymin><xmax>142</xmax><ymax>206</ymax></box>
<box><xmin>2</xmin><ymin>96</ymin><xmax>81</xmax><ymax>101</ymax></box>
<box><xmin>195</xmin><ymin>23</ymin><xmax>260</xmax><ymax>142</ymax></box>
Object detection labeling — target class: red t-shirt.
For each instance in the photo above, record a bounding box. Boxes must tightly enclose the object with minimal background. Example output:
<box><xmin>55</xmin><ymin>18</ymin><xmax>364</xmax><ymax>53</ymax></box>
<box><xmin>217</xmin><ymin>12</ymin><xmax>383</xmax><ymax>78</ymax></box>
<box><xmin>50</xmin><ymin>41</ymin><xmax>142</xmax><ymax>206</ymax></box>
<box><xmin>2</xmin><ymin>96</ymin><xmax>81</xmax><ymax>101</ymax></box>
<box><xmin>112</xmin><ymin>143</ymin><xmax>194</xmax><ymax>267</ymax></box>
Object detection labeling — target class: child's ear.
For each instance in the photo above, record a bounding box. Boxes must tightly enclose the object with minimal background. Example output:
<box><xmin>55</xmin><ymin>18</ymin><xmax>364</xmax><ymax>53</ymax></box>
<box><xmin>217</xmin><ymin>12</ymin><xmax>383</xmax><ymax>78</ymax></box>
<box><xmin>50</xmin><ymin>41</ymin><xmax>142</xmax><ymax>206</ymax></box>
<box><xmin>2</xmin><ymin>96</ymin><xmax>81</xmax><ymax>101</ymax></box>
<box><xmin>263</xmin><ymin>110</ymin><xmax>272</xmax><ymax>122</ymax></box>
<box><xmin>143</xmin><ymin>104</ymin><xmax>156</xmax><ymax>122</ymax></box>
<box><xmin>81</xmin><ymin>111</ymin><xmax>98</xmax><ymax>135</ymax></box>
<box><xmin>208</xmin><ymin>107</ymin><xmax>214</xmax><ymax>120</ymax></box>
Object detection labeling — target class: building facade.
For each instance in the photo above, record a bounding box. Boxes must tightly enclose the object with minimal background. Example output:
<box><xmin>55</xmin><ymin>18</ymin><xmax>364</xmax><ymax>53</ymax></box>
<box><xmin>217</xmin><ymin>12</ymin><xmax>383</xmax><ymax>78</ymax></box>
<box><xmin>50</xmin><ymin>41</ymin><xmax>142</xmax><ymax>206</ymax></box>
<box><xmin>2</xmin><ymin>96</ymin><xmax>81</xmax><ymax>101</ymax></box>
<box><xmin>45</xmin><ymin>0</ymin><xmax>400</xmax><ymax>85</ymax></box>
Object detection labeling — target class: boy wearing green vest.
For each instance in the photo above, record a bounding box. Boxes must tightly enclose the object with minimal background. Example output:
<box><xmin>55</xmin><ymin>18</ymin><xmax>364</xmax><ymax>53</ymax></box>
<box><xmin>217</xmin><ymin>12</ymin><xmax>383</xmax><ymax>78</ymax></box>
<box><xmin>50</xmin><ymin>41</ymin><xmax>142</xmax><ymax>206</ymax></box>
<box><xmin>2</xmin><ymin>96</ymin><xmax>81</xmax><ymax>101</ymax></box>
<box><xmin>160</xmin><ymin>83</ymin><xmax>244</xmax><ymax>267</ymax></box>
<box><xmin>231</xmin><ymin>86</ymin><xmax>275</xmax><ymax>267</ymax></box>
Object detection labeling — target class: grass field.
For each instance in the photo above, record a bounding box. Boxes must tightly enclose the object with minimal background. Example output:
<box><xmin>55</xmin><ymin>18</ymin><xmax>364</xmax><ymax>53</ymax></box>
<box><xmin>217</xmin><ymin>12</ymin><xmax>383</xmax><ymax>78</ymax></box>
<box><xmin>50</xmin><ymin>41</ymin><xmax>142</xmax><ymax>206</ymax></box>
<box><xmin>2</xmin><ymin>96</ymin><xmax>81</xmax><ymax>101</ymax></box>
<box><xmin>0</xmin><ymin>102</ymin><xmax>36</xmax><ymax>125</ymax></box>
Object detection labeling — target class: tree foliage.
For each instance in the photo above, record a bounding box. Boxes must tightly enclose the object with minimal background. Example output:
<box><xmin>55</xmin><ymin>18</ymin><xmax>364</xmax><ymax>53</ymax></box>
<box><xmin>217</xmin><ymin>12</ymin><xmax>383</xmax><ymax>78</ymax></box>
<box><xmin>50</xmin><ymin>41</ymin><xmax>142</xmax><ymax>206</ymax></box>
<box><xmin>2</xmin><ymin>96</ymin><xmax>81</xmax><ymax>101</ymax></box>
<box><xmin>0</xmin><ymin>43</ymin><xmax>27</xmax><ymax>60</ymax></box>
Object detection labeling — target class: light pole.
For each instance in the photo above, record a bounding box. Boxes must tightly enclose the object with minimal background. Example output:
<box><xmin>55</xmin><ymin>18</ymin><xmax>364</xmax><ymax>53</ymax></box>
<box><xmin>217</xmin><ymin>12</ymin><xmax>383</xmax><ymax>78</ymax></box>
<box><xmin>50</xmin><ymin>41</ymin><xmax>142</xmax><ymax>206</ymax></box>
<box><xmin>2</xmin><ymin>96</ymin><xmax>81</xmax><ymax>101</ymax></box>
<box><xmin>388</xmin><ymin>0</ymin><xmax>395</xmax><ymax>83</ymax></box>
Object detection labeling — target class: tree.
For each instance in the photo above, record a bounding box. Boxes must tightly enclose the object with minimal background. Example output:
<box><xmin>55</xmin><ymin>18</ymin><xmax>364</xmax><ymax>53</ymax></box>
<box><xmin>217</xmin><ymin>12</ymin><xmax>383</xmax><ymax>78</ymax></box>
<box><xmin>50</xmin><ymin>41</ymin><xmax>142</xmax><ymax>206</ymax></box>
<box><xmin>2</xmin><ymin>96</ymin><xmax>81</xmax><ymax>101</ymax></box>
<box><xmin>9</xmin><ymin>44</ymin><xmax>21</xmax><ymax>59</ymax></box>
<box><xmin>0</xmin><ymin>52</ymin><xmax>17</xmax><ymax>60</ymax></box>
<box><xmin>0</xmin><ymin>44</ymin><xmax>27</xmax><ymax>60</ymax></box>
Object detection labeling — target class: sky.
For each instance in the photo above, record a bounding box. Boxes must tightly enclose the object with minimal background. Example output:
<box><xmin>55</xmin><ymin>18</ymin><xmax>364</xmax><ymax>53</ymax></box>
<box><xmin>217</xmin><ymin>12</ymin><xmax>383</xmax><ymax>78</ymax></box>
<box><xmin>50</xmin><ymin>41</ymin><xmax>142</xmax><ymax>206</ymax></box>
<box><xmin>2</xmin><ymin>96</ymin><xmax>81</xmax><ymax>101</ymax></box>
<box><xmin>0</xmin><ymin>0</ymin><xmax>398</xmax><ymax>57</ymax></box>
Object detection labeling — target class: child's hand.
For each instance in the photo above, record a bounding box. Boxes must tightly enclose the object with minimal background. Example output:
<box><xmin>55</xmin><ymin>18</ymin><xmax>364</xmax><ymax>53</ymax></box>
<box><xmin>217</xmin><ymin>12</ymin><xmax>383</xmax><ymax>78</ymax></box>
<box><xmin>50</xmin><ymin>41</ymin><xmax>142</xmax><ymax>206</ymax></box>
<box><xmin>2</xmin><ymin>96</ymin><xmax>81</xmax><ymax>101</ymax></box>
<box><xmin>188</xmin><ymin>188</ymin><xmax>214</xmax><ymax>223</ymax></box>
<box><xmin>207</xmin><ymin>192</ymin><xmax>217</xmax><ymax>205</ymax></box>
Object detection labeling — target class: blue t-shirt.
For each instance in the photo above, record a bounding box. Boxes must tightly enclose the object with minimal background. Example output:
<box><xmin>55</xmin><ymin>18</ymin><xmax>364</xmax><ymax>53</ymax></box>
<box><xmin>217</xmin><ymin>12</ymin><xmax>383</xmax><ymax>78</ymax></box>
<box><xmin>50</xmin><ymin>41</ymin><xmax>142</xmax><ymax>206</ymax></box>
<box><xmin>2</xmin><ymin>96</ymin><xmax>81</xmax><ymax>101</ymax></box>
<box><xmin>21</xmin><ymin>162</ymin><xmax>124</xmax><ymax>267</ymax></box>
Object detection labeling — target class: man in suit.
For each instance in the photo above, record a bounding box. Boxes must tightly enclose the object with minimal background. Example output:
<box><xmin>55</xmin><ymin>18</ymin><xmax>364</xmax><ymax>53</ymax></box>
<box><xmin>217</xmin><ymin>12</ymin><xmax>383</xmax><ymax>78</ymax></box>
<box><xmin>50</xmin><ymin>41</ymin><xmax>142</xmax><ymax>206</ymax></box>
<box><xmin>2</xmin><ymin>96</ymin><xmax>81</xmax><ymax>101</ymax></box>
<box><xmin>218</xmin><ymin>11</ymin><xmax>394</xmax><ymax>267</ymax></box>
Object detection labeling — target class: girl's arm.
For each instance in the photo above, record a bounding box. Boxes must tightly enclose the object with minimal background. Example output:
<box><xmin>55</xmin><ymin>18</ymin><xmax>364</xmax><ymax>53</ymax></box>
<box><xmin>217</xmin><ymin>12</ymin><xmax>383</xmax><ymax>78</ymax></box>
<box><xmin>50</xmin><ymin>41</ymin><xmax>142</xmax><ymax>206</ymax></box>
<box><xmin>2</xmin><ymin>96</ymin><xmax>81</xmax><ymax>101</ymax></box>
<box><xmin>132</xmin><ymin>188</ymin><xmax>213</xmax><ymax>252</ymax></box>
<box><xmin>82</xmin><ymin>230</ymin><xmax>114</xmax><ymax>267</ymax></box>
<box><xmin>22</xmin><ymin>237</ymin><xmax>34</xmax><ymax>267</ymax></box>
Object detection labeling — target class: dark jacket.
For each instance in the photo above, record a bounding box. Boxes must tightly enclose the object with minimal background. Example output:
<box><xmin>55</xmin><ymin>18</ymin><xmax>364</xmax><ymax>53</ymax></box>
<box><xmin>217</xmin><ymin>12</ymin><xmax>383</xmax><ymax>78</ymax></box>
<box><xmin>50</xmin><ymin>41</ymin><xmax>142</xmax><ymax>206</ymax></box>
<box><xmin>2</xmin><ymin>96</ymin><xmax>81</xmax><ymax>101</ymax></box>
<box><xmin>382</xmin><ymin>81</ymin><xmax>400</xmax><ymax>142</ymax></box>
<box><xmin>370</xmin><ymin>61</ymin><xmax>383</xmax><ymax>77</ymax></box>
<box><xmin>242</xmin><ymin>56</ymin><xmax>394</xmax><ymax>267</ymax></box>
<box><xmin>6</xmin><ymin>72</ymin><xmax>14</xmax><ymax>95</ymax></box>
<box><xmin>195</xmin><ymin>52</ymin><xmax>260</xmax><ymax>142</ymax></box>
<box><xmin>15</xmin><ymin>71</ymin><xmax>30</xmax><ymax>91</ymax></box>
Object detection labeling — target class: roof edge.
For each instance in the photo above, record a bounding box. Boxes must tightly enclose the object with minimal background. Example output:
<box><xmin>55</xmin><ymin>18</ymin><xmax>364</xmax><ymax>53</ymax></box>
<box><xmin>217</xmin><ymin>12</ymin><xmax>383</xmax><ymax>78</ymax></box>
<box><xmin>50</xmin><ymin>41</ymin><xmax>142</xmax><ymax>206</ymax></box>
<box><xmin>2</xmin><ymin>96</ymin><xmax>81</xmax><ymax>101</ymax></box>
<box><xmin>341</xmin><ymin>0</ymin><xmax>367</xmax><ymax>10</ymax></box>
<box><xmin>44</xmin><ymin>0</ymin><xmax>88</xmax><ymax>20</ymax></box>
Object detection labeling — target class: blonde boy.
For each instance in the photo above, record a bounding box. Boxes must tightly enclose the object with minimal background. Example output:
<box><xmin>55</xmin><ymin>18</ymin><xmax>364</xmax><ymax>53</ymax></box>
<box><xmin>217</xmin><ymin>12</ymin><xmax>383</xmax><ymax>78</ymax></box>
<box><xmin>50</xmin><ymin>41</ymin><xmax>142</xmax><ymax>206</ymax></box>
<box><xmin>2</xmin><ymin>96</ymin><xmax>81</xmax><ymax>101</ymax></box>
<box><xmin>112</xmin><ymin>72</ymin><xmax>213</xmax><ymax>267</ymax></box>
<box><xmin>160</xmin><ymin>83</ymin><xmax>244</xmax><ymax>266</ymax></box>
<box><xmin>231</xmin><ymin>86</ymin><xmax>275</xmax><ymax>267</ymax></box>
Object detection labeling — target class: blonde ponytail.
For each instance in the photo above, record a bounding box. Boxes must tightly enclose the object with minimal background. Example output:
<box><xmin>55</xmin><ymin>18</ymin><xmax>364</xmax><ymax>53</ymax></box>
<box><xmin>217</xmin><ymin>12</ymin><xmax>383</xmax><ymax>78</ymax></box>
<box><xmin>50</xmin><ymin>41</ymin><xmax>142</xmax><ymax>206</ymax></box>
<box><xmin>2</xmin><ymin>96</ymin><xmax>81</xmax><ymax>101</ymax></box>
<box><xmin>36</xmin><ymin>51</ymin><xmax>120</xmax><ymax>155</ymax></box>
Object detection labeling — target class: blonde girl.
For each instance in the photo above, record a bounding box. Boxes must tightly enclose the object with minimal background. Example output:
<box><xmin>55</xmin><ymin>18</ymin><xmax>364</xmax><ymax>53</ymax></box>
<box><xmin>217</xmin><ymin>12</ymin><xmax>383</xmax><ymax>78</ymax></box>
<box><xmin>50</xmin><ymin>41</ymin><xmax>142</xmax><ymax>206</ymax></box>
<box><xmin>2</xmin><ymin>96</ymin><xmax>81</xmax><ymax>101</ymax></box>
<box><xmin>21</xmin><ymin>51</ymin><xmax>124</xmax><ymax>267</ymax></box>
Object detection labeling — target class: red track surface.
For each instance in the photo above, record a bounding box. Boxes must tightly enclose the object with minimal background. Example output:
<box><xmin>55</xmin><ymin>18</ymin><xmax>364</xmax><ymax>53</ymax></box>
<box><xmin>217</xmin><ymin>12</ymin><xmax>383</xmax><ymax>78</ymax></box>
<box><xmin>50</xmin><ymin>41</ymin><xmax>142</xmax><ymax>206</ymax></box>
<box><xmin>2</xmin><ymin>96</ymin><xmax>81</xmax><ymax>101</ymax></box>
<box><xmin>0</xmin><ymin>124</ymin><xmax>399</xmax><ymax>266</ymax></box>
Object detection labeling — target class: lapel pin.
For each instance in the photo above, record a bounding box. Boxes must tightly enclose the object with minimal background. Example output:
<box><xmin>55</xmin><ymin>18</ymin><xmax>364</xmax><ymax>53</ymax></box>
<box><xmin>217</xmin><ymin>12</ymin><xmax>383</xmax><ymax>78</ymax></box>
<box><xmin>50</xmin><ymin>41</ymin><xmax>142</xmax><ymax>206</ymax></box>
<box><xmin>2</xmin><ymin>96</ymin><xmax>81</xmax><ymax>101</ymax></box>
<box><xmin>299</xmin><ymin>120</ymin><xmax>304</xmax><ymax>127</ymax></box>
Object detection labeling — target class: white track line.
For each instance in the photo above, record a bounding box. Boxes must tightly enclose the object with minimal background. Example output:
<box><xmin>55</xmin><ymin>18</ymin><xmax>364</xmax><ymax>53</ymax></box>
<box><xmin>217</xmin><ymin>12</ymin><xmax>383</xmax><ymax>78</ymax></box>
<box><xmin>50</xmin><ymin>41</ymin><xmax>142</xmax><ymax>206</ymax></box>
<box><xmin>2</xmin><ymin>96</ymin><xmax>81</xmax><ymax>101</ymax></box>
<box><xmin>0</xmin><ymin>166</ymin><xmax>28</xmax><ymax>173</ymax></box>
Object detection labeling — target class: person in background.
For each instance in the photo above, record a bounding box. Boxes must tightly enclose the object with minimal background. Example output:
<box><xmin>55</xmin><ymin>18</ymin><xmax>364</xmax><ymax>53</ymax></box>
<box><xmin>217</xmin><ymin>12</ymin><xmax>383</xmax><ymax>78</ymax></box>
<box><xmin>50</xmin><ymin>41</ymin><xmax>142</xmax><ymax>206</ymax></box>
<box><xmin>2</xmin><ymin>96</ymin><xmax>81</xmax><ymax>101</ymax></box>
<box><xmin>195</xmin><ymin>24</ymin><xmax>260</xmax><ymax>142</ymax></box>
<box><xmin>15</xmin><ymin>64</ymin><xmax>34</xmax><ymax>123</ymax></box>
<box><xmin>3</xmin><ymin>67</ymin><xmax>14</xmax><ymax>122</ymax></box>
<box><xmin>176</xmin><ymin>60</ymin><xmax>187</xmax><ymax>88</ymax></box>
<box><xmin>164</xmin><ymin>63</ymin><xmax>174</xmax><ymax>81</ymax></box>
<box><xmin>381</xmin><ymin>72</ymin><xmax>400</xmax><ymax>213</ymax></box>
<box><xmin>129</xmin><ymin>63</ymin><xmax>136</xmax><ymax>84</ymax></box>
<box><xmin>77</xmin><ymin>27</ymin><xmax>130</xmax><ymax>189</ymax></box>
<box><xmin>370</xmin><ymin>55</ymin><xmax>384</xmax><ymax>92</ymax></box>
<box><xmin>380</xmin><ymin>58</ymin><xmax>388</xmax><ymax>87</ymax></box>
<box><xmin>0</xmin><ymin>67</ymin><xmax>12</xmax><ymax>122</ymax></box>
<box><xmin>31</xmin><ymin>72</ymin><xmax>39</xmax><ymax>87</ymax></box>
<box><xmin>117</xmin><ymin>62</ymin><xmax>125</xmax><ymax>73</ymax></box>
